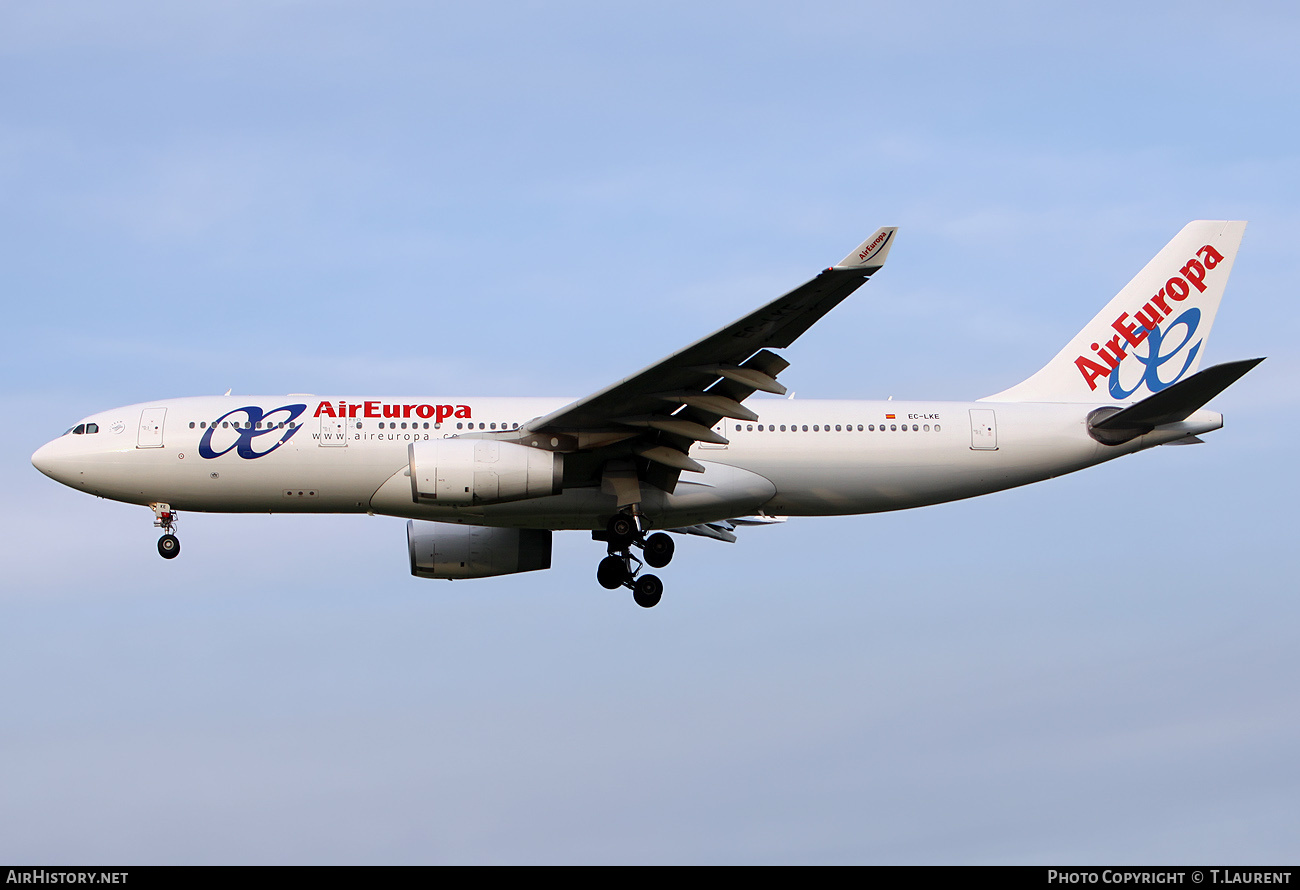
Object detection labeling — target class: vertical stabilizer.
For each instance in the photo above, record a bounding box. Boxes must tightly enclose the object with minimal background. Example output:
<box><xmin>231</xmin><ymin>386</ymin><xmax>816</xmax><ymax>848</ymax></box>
<box><xmin>983</xmin><ymin>220</ymin><xmax>1246</xmax><ymax>403</ymax></box>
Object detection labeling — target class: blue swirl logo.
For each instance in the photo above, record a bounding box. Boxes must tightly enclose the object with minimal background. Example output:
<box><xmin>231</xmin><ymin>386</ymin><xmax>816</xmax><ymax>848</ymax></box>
<box><xmin>1108</xmin><ymin>308</ymin><xmax>1202</xmax><ymax>400</ymax></box>
<box><xmin>199</xmin><ymin>404</ymin><xmax>307</xmax><ymax>459</ymax></box>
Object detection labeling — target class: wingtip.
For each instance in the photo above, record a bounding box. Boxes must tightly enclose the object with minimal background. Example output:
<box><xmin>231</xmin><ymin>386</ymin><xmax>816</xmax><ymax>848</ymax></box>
<box><xmin>834</xmin><ymin>226</ymin><xmax>898</xmax><ymax>270</ymax></box>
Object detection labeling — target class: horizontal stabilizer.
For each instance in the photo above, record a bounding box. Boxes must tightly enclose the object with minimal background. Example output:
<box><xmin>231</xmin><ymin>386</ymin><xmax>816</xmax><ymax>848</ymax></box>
<box><xmin>1088</xmin><ymin>358</ymin><xmax>1263</xmax><ymax>444</ymax></box>
<box><xmin>1093</xmin><ymin>358</ymin><xmax>1263</xmax><ymax>429</ymax></box>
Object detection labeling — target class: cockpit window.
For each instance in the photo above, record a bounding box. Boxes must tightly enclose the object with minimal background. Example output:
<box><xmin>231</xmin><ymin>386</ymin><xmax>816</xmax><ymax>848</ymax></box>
<box><xmin>72</xmin><ymin>424</ymin><xmax>86</xmax><ymax>435</ymax></box>
<box><xmin>85</xmin><ymin>423</ymin><xmax>99</xmax><ymax>434</ymax></box>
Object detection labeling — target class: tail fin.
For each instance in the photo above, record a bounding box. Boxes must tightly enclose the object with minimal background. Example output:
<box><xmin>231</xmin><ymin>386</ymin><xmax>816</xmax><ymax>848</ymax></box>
<box><xmin>984</xmin><ymin>220</ymin><xmax>1247</xmax><ymax>403</ymax></box>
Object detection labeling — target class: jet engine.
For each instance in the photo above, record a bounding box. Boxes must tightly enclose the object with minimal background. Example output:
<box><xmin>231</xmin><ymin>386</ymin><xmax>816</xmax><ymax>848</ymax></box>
<box><xmin>408</xmin><ymin>439</ymin><xmax>562</xmax><ymax>506</ymax></box>
<box><xmin>407</xmin><ymin>520</ymin><xmax>552</xmax><ymax>579</ymax></box>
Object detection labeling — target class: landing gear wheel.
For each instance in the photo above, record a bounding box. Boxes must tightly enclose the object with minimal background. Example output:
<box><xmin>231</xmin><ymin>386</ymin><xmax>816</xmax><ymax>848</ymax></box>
<box><xmin>597</xmin><ymin>555</ymin><xmax>629</xmax><ymax>590</ymax></box>
<box><xmin>606</xmin><ymin>514</ymin><xmax>636</xmax><ymax>548</ymax></box>
<box><xmin>633</xmin><ymin>574</ymin><xmax>663</xmax><ymax>608</ymax></box>
<box><xmin>644</xmin><ymin>533</ymin><xmax>675</xmax><ymax>568</ymax></box>
<box><xmin>157</xmin><ymin>534</ymin><xmax>180</xmax><ymax>559</ymax></box>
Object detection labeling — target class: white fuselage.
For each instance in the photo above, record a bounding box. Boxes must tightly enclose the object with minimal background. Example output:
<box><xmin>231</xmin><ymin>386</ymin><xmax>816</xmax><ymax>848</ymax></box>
<box><xmin>31</xmin><ymin>394</ymin><xmax>1223</xmax><ymax>531</ymax></box>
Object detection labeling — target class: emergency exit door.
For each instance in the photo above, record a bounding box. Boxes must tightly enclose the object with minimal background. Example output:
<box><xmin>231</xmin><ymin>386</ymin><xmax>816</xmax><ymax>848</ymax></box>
<box><xmin>969</xmin><ymin>409</ymin><xmax>998</xmax><ymax>451</ymax></box>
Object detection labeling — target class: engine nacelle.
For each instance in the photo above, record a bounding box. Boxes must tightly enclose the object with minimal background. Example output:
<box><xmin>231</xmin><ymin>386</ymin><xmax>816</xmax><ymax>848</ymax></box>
<box><xmin>407</xmin><ymin>520</ymin><xmax>552</xmax><ymax>579</ymax></box>
<box><xmin>408</xmin><ymin>439</ymin><xmax>562</xmax><ymax>506</ymax></box>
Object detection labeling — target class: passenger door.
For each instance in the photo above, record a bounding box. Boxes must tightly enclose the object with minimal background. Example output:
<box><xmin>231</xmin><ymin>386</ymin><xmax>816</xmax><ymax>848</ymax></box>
<box><xmin>137</xmin><ymin>407</ymin><xmax>166</xmax><ymax>448</ymax></box>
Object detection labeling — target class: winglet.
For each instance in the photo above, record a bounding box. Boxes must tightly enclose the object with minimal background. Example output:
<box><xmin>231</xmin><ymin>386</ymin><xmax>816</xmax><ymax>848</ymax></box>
<box><xmin>834</xmin><ymin>227</ymin><xmax>898</xmax><ymax>270</ymax></box>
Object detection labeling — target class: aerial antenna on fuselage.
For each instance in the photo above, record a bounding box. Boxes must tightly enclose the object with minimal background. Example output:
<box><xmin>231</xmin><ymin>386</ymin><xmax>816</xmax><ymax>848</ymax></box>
<box><xmin>223</xmin><ymin>388</ymin><xmax>232</xmax><ymax>396</ymax></box>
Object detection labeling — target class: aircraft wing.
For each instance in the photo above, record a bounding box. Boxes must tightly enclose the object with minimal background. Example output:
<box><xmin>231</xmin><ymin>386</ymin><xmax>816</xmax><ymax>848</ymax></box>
<box><xmin>670</xmin><ymin>514</ymin><xmax>788</xmax><ymax>544</ymax></box>
<box><xmin>513</xmin><ymin>227</ymin><xmax>897</xmax><ymax>492</ymax></box>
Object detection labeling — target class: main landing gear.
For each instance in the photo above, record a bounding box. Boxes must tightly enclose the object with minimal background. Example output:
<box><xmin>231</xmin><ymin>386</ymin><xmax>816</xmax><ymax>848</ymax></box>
<box><xmin>594</xmin><ymin>513</ymin><xmax>675</xmax><ymax>608</ymax></box>
<box><xmin>152</xmin><ymin>503</ymin><xmax>180</xmax><ymax>560</ymax></box>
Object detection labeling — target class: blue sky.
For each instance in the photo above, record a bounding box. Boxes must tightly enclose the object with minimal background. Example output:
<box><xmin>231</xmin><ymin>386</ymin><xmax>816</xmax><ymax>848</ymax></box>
<box><xmin>3</xmin><ymin>1</ymin><xmax>1297</xmax><ymax>864</ymax></box>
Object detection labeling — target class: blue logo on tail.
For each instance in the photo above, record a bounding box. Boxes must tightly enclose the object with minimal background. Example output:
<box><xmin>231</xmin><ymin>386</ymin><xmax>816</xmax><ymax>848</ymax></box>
<box><xmin>1108</xmin><ymin>308</ymin><xmax>1202</xmax><ymax>400</ymax></box>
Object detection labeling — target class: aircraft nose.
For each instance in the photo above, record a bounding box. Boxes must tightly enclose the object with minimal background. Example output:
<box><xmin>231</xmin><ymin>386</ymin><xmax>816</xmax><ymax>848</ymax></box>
<box><xmin>31</xmin><ymin>439</ymin><xmax>66</xmax><ymax>482</ymax></box>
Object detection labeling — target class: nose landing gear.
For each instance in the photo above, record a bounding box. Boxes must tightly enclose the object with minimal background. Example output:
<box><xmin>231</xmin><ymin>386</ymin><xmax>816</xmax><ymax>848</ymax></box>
<box><xmin>595</xmin><ymin>513</ymin><xmax>673</xmax><ymax>607</ymax></box>
<box><xmin>151</xmin><ymin>503</ymin><xmax>180</xmax><ymax>560</ymax></box>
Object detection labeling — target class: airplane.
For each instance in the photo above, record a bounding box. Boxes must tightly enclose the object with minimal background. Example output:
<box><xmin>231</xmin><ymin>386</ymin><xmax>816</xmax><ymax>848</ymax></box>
<box><xmin>31</xmin><ymin>220</ymin><xmax>1261</xmax><ymax>608</ymax></box>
